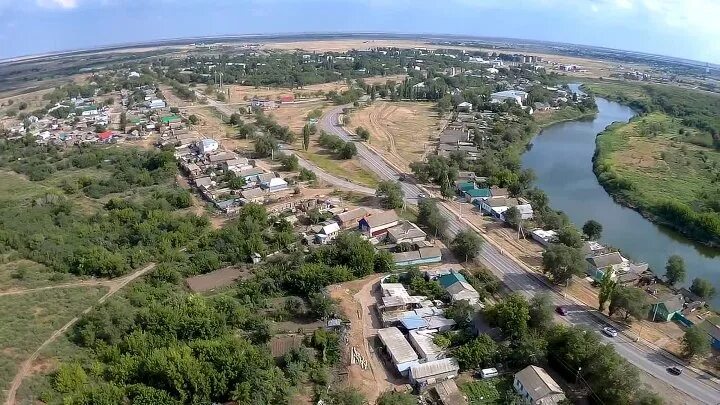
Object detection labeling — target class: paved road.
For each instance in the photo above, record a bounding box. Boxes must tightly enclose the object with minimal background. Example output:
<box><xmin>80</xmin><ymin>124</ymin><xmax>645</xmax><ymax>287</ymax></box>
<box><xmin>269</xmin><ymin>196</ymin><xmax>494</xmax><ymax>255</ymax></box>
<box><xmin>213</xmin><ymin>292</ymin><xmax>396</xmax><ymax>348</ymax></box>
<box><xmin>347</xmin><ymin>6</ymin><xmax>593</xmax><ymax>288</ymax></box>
<box><xmin>319</xmin><ymin>105</ymin><xmax>720</xmax><ymax>404</ymax></box>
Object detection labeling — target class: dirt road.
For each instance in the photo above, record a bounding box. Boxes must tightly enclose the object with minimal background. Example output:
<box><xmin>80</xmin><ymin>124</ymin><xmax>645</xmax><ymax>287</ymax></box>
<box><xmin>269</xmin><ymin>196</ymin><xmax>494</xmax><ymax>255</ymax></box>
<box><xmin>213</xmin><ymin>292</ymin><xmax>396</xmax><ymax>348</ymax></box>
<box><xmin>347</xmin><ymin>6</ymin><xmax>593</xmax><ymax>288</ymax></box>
<box><xmin>4</xmin><ymin>262</ymin><xmax>157</xmax><ymax>405</ymax></box>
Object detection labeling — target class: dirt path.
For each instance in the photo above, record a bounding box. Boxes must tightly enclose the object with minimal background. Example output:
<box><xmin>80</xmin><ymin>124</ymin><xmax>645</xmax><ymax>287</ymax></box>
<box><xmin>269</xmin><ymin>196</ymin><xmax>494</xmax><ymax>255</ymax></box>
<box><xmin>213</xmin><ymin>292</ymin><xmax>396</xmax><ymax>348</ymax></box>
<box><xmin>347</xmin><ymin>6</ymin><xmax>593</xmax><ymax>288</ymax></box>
<box><xmin>4</xmin><ymin>262</ymin><xmax>157</xmax><ymax>405</ymax></box>
<box><xmin>0</xmin><ymin>280</ymin><xmax>111</xmax><ymax>297</ymax></box>
<box><xmin>328</xmin><ymin>274</ymin><xmax>405</xmax><ymax>402</ymax></box>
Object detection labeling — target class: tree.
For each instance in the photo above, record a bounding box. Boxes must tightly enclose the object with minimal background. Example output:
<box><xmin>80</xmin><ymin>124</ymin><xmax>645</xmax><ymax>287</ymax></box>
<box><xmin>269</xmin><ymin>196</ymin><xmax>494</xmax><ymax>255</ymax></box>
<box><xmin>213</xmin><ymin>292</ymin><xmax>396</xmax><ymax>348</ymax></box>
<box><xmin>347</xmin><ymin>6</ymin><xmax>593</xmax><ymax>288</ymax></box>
<box><xmin>609</xmin><ymin>286</ymin><xmax>648</xmax><ymax>322</ymax></box>
<box><xmin>355</xmin><ymin>126</ymin><xmax>370</xmax><ymax>141</ymax></box>
<box><xmin>302</xmin><ymin>124</ymin><xmax>311</xmax><ymax>151</ymax></box>
<box><xmin>418</xmin><ymin>199</ymin><xmax>447</xmax><ymax>237</ymax></box>
<box><xmin>528</xmin><ymin>293</ymin><xmax>554</xmax><ymax>330</ymax></box>
<box><xmin>119</xmin><ymin>112</ymin><xmax>127</xmax><ymax>132</ymax></box>
<box><xmin>541</xmin><ymin>244</ymin><xmax>584</xmax><ymax>285</ymax></box>
<box><xmin>451</xmin><ymin>230</ymin><xmax>482</xmax><ymax>262</ymax></box>
<box><xmin>453</xmin><ymin>334</ymin><xmax>500</xmax><ymax>370</ymax></box>
<box><xmin>664</xmin><ymin>255</ymin><xmax>686</xmax><ymax>286</ymax></box>
<box><xmin>53</xmin><ymin>362</ymin><xmax>88</xmax><ymax>393</ymax></box>
<box><xmin>229</xmin><ymin>113</ymin><xmax>243</xmax><ymax>126</ymax></box>
<box><xmin>508</xmin><ymin>332</ymin><xmax>548</xmax><ymax>368</ymax></box>
<box><xmin>598</xmin><ymin>269</ymin><xmax>617</xmax><ymax>312</ymax></box>
<box><xmin>188</xmin><ymin>114</ymin><xmax>199</xmax><ymax>125</ymax></box>
<box><xmin>486</xmin><ymin>293</ymin><xmax>530</xmax><ymax>338</ymax></box>
<box><xmin>557</xmin><ymin>226</ymin><xmax>583</xmax><ymax>248</ymax></box>
<box><xmin>254</xmin><ymin>136</ymin><xmax>278</xmax><ymax>158</ymax></box>
<box><xmin>503</xmin><ymin>206</ymin><xmax>521</xmax><ymax>229</ymax></box>
<box><xmin>280</xmin><ymin>154</ymin><xmax>299</xmax><ymax>171</ymax></box>
<box><xmin>339</xmin><ymin>142</ymin><xmax>357</xmax><ymax>159</ymax></box>
<box><xmin>307</xmin><ymin>292</ymin><xmax>336</xmax><ymax>320</ymax></box>
<box><xmin>373</xmin><ymin>250</ymin><xmax>395</xmax><ymax>274</ymax></box>
<box><xmin>444</xmin><ymin>300</ymin><xmax>476</xmax><ymax>329</ymax></box>
<box><xmin>690</xmin><ymin>277</ymin><xmax>716</xmax><ymax>300</ymax></box>
<box><xmin>682</xmin><ymin>326</ymin><xmax>711</xmax><ymax>359</ymax></box>
<box><xmin>582</xmin><ymin>219</ymin><xmax>603</xmax><ymax>240</ymax></box>
<box><xmin>375</xmin><ymin>181</ymin><xmax>404</xmax><ymax>209</ymax></box>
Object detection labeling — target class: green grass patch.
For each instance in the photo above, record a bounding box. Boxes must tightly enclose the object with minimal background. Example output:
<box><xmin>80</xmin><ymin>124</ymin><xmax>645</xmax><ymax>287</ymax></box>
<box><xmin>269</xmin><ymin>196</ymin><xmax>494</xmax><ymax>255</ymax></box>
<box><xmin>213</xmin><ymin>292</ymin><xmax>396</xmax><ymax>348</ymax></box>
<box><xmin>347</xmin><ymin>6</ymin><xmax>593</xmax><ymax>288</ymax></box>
<box><xmin>460</xmin><ymin>376</ymin><xmax>515</xmax><ymax>404</ymax></box>
<box><xmin>298</xmin><ymin>151</ymin><xmax>380</xmax><ymax>188</ymax></box>
<box><xmin>0</xmin><ymin>255</ymin><xmax>86</xmax><ymax>291</ymax></box>
<box><xmin>594</xmin><ymin>112</ymin><xmax>720</xmax><ymax>244</ymax></box>
<box><xmin>533</xmin><ymin>106</ymin><xmax>596</xmax><ymax>128</ymax></box>
<box><xmin>0</xmin><ymin>286</ymin><xmax>107</xmax><ymax>394</ymax></box>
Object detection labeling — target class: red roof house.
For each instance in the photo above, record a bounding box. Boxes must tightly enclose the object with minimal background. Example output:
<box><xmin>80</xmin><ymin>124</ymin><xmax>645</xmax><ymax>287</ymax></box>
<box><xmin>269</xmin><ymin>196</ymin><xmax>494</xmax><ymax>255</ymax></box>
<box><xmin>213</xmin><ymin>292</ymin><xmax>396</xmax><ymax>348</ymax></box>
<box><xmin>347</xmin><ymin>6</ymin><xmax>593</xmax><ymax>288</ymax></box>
<box><xmin>279</xmin><ymin>94</ymin><xmax>295</xmax><ymax>103</ymax></box>
<box><xmin>98</xmin><ymin>131</ymin><xmax>113</xmax><ymax>142</ymax></box>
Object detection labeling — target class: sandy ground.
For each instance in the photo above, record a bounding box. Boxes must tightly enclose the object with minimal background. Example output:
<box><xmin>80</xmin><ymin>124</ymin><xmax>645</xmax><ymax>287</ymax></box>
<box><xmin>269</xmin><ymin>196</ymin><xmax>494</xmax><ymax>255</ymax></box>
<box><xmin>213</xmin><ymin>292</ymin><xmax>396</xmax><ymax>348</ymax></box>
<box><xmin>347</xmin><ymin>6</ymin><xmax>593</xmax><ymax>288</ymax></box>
<box><xmin>259</xmin><ymin>39</ymin><xmax>444</xmax><ymax>53</ymax></box>
<box><xmin>269</xmin><ymin>100</ymin><xmax>329</xmax><ymax>133</ymax></box>
<box><xmin>328</xmin><ymin>275</ymin><xmax>406</xmax><ymax>403</ymax></box>
<box><xmin>362</xmin><ymin>74</ymin><xmax>409</xmax><ymax>85</ymax></box>
<box><xmin>350</xmin><ymin>101</ymin><xmax>444</xmax><ymax>172</ymax></box>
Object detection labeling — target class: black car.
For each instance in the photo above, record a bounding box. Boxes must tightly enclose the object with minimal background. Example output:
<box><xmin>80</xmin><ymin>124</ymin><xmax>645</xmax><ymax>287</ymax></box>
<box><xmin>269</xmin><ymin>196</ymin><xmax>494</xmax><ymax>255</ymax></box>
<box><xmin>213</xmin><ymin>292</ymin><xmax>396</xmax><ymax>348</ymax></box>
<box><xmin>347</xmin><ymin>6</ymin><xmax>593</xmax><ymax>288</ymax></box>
<box><xmin>667</xmin><ymin>366</ymin><xmax>683</xmax><ymax>376</ymax></box>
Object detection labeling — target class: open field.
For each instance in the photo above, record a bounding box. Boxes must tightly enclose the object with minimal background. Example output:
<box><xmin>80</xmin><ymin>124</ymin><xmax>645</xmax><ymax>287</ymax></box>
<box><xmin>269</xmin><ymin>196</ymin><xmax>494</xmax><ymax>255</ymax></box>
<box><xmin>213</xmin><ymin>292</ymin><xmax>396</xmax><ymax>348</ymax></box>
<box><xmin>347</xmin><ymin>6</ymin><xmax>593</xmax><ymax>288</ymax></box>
<box><xmin>0</xmin><ymin>286</ymin><xmax>108</xmax><ymax>397</ymax></box>
<box><xmin>296</xmin><ymin>144</ymin><xmax>380</xmax><ymax>189</ymax></box>
<box><xmin>227</xmin><ymin>81</ymin><xmax>348</xmax><ymax>103</ymax></box>
<box><xmin>350</xmin><ymin>101</ymin><xmax>443</xmax><ymax>171</ymax></box>
<box><xmin>270</xmin><ymin>100</ymin><xmax>329</xmax><ymax>133</ymax></box>
<box><xmin>0</xmin><ymin>257</ymin><xmax>86</xmax><ymax>293</ymax></box>
<box><xmin>532</xmin><ymin>106</ymin><xmax>596</xmax><ymax>128</ymax></box>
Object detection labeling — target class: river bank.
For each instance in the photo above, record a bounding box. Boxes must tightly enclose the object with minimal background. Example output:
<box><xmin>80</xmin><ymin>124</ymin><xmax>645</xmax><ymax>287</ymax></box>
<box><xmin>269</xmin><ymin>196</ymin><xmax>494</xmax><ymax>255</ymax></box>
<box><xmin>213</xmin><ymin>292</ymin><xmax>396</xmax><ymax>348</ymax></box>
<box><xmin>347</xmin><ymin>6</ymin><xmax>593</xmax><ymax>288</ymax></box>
<box><xmin>522</xmin><ymin>88</ymin><xmax>720</xmax><ymax>308</ymax></box>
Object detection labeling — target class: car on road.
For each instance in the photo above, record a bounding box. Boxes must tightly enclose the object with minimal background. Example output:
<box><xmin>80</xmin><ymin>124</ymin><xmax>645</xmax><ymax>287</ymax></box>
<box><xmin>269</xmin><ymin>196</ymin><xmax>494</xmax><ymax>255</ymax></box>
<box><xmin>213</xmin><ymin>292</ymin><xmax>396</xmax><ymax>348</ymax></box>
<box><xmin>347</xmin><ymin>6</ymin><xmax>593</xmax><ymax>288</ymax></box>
<box><xmin>667</xmin><ymin>366</ymin><xmax>683</xmax><ymax>376</ymax></box>
<box><xmin>555</xmin><ymin>306</ymin><xmax>568</xmax><ymax>316</ymax></box>
<box><xmin>602</xmin><ymin>327</ymin><xmax>618</xmax><ymax>337</ymax></box>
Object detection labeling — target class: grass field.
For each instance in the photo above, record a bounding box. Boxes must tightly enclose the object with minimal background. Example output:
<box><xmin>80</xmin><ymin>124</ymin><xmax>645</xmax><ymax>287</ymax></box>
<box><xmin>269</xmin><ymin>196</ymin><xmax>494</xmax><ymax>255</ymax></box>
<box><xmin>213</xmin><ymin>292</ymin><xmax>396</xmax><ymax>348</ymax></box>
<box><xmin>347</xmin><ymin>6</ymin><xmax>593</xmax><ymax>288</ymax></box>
<box><xmin>596</xmin><ymin>112</ymin><xmax>720</xmax><ymax>206</ymax></box>
<box><xmin>0</xmin><ymin>255</ymin><xmax>86</xmax><ymax>292</ymax></box>
<box><xmin>297</xmin><ymin>146</ymin><xmax>380</xmax><ymax>188</ymax></box>
<box><xmin>460</xmin><ymin>376</ymin><xmax>515</xmax><ymax>404</ymax></box>
<box><xmin>0</xmin><ymin>286</ymin><xmax>107</xmax><ymax>397</ymax></box>
<box><xmin>533</xmin><ymin>106</ymin><xmax>596</xmax><ymax>128</ymax></box>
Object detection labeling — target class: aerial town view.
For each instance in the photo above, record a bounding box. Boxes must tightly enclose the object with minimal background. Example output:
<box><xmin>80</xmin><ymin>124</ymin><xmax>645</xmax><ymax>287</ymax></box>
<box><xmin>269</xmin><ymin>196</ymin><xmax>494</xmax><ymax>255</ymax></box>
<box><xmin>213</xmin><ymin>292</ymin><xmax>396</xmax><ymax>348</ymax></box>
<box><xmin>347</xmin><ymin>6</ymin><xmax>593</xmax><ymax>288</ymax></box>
<box><xmin>0</xmin><ymin>1</ymin><xmax>719</xmax><ymax>405</ymax></box>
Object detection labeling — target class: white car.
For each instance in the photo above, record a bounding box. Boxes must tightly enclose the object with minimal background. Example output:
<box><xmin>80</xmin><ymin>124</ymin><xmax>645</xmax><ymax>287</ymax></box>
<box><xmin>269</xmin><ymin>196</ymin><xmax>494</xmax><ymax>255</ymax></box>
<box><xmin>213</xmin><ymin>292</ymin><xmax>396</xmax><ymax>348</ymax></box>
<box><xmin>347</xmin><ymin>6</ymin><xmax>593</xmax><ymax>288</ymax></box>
<box><xmin>602</xmin><ymin>327</ymin><xmax>618</xmax><ymax>337</ymax></box>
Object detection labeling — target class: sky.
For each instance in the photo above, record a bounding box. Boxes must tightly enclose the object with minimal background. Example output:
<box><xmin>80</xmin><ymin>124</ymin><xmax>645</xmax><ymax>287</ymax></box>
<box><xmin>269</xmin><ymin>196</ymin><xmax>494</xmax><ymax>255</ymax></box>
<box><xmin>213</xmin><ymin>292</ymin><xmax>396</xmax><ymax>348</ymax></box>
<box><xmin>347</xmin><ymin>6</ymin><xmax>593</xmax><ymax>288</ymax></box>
<box><xmin>0</xmin><ymin>0</ymin><xmax>719</xmax><ymax>64</ymax></box>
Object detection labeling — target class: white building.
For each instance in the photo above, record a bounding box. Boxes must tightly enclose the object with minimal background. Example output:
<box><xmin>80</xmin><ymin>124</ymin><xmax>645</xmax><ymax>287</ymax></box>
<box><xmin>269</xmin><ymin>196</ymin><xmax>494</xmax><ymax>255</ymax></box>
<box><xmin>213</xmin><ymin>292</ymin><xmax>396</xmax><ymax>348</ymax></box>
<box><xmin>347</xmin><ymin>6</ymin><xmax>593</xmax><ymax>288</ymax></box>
<box><xmin>377</xmin><ymin>327</ymin><xmax>420</xmax><ymax>375</ymax></box>
<box><xmin>148</xmin><ymin>99</ymin><xmax>166</xmax><ymax>109</ymax></box>
<box><xmin>513</xmin><ymin>365</ymin><xmax>566</xmax><ymax>405</ymax></box>
<box><xmin>490</xmin><ymin>90</ymin><xmax>529</xmax><ymax>106</ymax></box>
<box><xmin>199</xmin><ymin>139</ymin><xmax>219</xmax><ymax>154</ymax></box>
<box><xmin>408</xmin><ymin>330</ymin><xmax>444</xmax><ymax>362</ymax></box>
<box><xmin>409</xmin><ymin>358</ymin><xmax>460</xmax><ymax>388</ymax></box>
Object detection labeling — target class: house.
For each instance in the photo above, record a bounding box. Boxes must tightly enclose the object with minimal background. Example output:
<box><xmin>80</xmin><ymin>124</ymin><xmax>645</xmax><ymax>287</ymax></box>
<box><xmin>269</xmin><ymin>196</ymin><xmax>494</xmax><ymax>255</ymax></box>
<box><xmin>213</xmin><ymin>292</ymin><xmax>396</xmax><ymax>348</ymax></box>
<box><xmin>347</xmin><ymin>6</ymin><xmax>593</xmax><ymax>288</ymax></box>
<box><xmin>446</xmin><ymin>281</ymin><xmax>482</xmax><ymax>306</ymax></box>
<box><xmin>649</xmin><ymin>294</ymin><xmax>684</xmax><ymax>322</ymax></box>
<box><xmin>586</xmin><ymin>252</ymin><xmax>626</xmax><ymax>282</ymax></box>
<box><xmin>199</xmin><ymin>138</ymin><xmax>219</xmax><ymax>154</ymax></box>
<box><xmin>279</xmin><ymin>94</ymin><xmax>295</xmax><ymax>103</ymax></box>
<box><xmin>479</xmin><ymin>197</ymin><xmax>533</xmax><ymax>220</ymax></box>
<box><xmin>457</xmin><ymin>171</ymin><xmax>477</xmax><ymax>181</ymax></box>
<box><xmin>240</xmin><ymin>187</ymin><xmax>265</xmax><ymax>204</ymax></box>
<box><xmin>438</xmin><ymin>272</ymin><xmax>467</xmax><ymax>289</ymax></box>
<box><xmin>409</xmin><ymin>358</ymin><xmax>460</xmax><ymax>389</ymax></box>
<box><xmin>439</xmin><ymin>129</ymin><xmax>471</xmax><ymax>145</ymax></box>
<box><xmin>194</xmin><ymin>176</ymin><xmax>215</xmax><ymax>190</ymax></box>
<box><xmin>315</xmin><ymin>221</ymin><xmax>341</xmax><ymax>244</ymax></box>
<box><xmin>160</xmin><ymin>114</ymin><xmax>181</xmax><ymax>124</ymax></box>
<box><xmin>513</xmin><ymin>365</ymin><xmax>566</xmax><ymax>405</ymax></box>
<box><xmin>208</xmin><ymin>151</ymin><xmax>238</xmax><ymax>165</ymax></box>
<box><xmin>377</xmin><ymin>327</ymin><xmax>420</xmax><ymax>375</ymax></box>
<box><xmin>432</xmin><ymin>380</ymin><xmax>467</xmax><ymax>405</ymax></box>
<box><xmin>464</xmin><ymin>188</ymin><xmax>491</xmax><ymax>203</ymax></box>
<box><xmin>262</xmin><ymin>177</ymin><xmax>288</xmax><ymax>192</ymax></box>
<box><xmin>387</xmin><ymin>221</ymin><xmax>427</xmax><ymax>244</ymax></box>
<box><xmin>236</xmin><ymin>167</ymin><xmax>266</xmax><ymax>183</ymax></box>
<box><xmin>490</xmin><ymin>90</ymin><xmax>528</xmax><ymax>106</ymax></box>
<box><xmin>334</xmin><ymin>207</ymin><xmax>368</xmax><ymax>228</ymax></box>
<box><xmin>393</xmin><ymin>247</ymin><xmax>442</xmax><ymax>267</ymax></box>
<box><xmin>148</xmin><ymin>99</ymin><xmax>166</xmax><ymax>109</ymax></box>
<box><xmin>408</xmin><ymin>330</ymin><xmax>444</xmax><ymax>362</ymax></box>
<box><xmin>531</xmin><ymin>229</ymin><xmax>558</xmax><ymax>247</ymax></box>
<box><xmin>457</xmin><ymin>101</ymin><xmax>473</xmax><ymax>112</ymax></box>
<box><xmin>490</xmin><ymin>186</ymin><xmax>508</xmax><ymax>198</ymax></box>
<box><xmin>697</xmin><ymin>315</ymin><xmax>720</xmax><ymax>350</ymax></box>
<box><xmin>97</xmin><ymin>131</ymin><xmax>113</xmax><ymax>142</ymax></box>
<box><xmin>359</xmin><ymin>210</ymin><xmax>400</xmax><ymax>236</ymax></box>
<box><xmin>457</xmin><ymin>181</ymin><xmax>477</xmax><ymax>193</ymax></box>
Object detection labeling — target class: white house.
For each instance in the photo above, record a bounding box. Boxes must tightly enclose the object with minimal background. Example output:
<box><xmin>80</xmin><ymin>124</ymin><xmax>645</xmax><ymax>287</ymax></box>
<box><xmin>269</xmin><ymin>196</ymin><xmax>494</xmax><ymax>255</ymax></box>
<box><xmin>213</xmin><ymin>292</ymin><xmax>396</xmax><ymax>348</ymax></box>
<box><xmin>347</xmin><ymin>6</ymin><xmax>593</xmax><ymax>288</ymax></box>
<box><xmin>359</xmin><ymin>210</ymin><xmax>400</xmax><ymax>237</ymax></box>
<box><xmin>490</xmin><ymin>90</ymin><xmax>529</xmax><ymax>106</ymax></box>
<box><xmin>199</xmin><ymin>138</ymin><xmax>219</xmax><ymax>154</ymax></box>
<box><xmin>148</xmin><ymin>99</ymin><xmax>166</xmax><ymax>109</ymax></box>
<box><xmin>262</xmin><ymin>177</ymin><xmax>288</xmax><ymax>193</ymax></box>
<box><xmin>316</xmin><ymin>221</ymin><xmax>341</xmax><ymax>244</ymax></box>
<box><xmin>513</xmin><ymin>365</ymin><xmax>566</xmax><ymax>405</ymax></box>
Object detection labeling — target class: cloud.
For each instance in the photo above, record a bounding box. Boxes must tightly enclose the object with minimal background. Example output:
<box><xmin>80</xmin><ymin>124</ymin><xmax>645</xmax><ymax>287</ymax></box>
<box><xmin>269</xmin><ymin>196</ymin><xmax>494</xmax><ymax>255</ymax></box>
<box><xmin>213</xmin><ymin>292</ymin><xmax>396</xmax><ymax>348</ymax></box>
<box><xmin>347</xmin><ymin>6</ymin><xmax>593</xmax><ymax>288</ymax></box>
<box><xmin>36</xmin><ymin>0</ymin><xmax>79</xmax><ymax>9</ymax></box>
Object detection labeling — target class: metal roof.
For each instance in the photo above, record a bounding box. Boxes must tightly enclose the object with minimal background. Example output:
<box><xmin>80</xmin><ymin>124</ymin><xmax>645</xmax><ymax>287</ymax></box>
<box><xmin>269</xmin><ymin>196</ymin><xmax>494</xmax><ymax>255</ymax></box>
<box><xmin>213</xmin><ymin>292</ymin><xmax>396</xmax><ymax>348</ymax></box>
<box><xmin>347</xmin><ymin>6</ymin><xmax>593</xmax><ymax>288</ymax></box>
<box><xmin>401</xmin><ymin>314</ymin><xmax>428</xmax><ymax>330</ymax></box>
<box><xmin>409</xmin><ymin>358</ymin><xmax>459</xmax><ymax>380</ymax></box>
<box><xmin>514</xmin><ymin>365</ymin><xmax>564</xmax><ymax>401</ymax></box>
<box><xmin>377</xmin><ymin>327</ymin><xmax>418</xmax><ymax>364</ymax></box>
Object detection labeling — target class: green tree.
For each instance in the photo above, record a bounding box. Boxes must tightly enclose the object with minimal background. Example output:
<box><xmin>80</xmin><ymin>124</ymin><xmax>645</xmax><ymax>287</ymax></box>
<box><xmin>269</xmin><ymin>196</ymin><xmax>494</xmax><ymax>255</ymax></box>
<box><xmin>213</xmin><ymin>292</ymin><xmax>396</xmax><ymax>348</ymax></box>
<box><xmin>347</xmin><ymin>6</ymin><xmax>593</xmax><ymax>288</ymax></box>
<box><xmin>375</xmin><ymin>181</ymin><xmax>404</xmax><ymax>209</ymax></box>
<box><xmin>582</xmin><ymin>219</ymin><xmax>603</xmax><ymax>240</ymax></box>
<box><xmin>451</xmin><ymin>230</ymin><xmax>482</xmax><ymax>262</ymax></box>
<box><xmin>373</xmin><ymin>249</ymin><xmax>395</xmax><ymax>273</ymax></box>
<box><xmin>444</xmin><ymin>300</ymin><xmax>476</xmax><ymax>329</ymax></box>
<box><xmin>281</xmin><ymin>154</ymin><xmax>300</xmax><ymax>171</ymax></box>
<box><xmin>486</xmin><ymin>293</ymin><xmax>530</xmax><ymax>338</ymax></box>
<box><xmin>418</xmin><ymin>199</ymin><xmax>447</xmax><ymax>237</ymax></box>
<box><xmin>229</xmin><ymin>113</ymin><xmax>243</xmax><ymax>126</ymax></box>
<box><xmin>682</xmin><ymin>326</ymin><xmax>711</xmax><ymax>359</ymax></box>
<box><xmin>323</xmin><ymin>386</ymin><xmax>366</xmax><ymax>405</ymax></box>
<box><xmin>308</xmin><ymin>292</ymin><xmax>336</xmax><ymax>320</ymax></box>
<box><xmin>664</xmin><ymin>255</ymin><xmax>686</xmax><ymax>286</ymax></box>
<box><xmin>503</xmin><ymin>206</ymin><xmax>521</xmax><ymax>229</ymax></box>
<box><xmin>339</xmin><ymin>142</ymin><xmax>357</xmax><ymax>159</ymax></box>
<box><xmin>254</xmin><ymin>136</ymin><xmax>278</xmax><ymax>158</ymax></box>
<box><xmin>119</xmin><ymin>112</ymin><xmax>127</xmax><ymax>132</ymax></box>
<box><xmin>302</xmin><ymin>124</ymin><xmax>311</xmax><ymax>151</ymax></box>
<box><xmin>557</xmin><ymin>226</ymin><xmax>583</xmax><ymax>248</ymax></box>
<box><xmin>188</xmin><ymin>114</ymin><xmax>199</xmax><ymax>125</ymax></box>
<box><xmin>541</xmin><ymin>244</ymin><xmax>584</xmax><ymax>285</ymax></box>
<box><xmin>453</xmin><ymin>334</ymin><xmax>500</xmax><ymax>370</ymax></box>
<box><xmin>598</xmin><ymin>269</ymin><xmax>617</xmax><ymax>312</ymax></box>
<box><xmin>609</xmin><ymin>286</ymin><xmax>648</xmax><ymax>322</ymax></box>
<box><xmin>508</xmin><ymin>332</ymin><xmax>548</xmax><ymax>368</ymax></box>
<box><xmin>528</xmin><ymin>292</ymin><xmax>554</xmax><ymax>330</ymax></box>
<box><xmin>53</xmin><ymin>362</ymin><xmax>88</xmax><ymax>393</ymax></box>
<box><xmin>690</xmin><ymin>277</ymin><xmax>716</xmax><ymax>300</ymax></box>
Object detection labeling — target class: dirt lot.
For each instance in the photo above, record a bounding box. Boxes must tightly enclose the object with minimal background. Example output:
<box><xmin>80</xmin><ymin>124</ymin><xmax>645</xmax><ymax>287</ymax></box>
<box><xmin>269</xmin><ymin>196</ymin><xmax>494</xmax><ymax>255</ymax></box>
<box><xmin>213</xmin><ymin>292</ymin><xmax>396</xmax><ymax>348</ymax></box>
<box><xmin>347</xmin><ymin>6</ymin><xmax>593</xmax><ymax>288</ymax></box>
<box><xmin>350</xmin><ymin>101</ymin><xmax>443</xmax><ymax>171</ymax></box>
<box><xmin>270</xmin><ymin>100</ymin><xmax>329</xmax><ymax>133</ymax></box>
<box><xmin>362</xmin><ymin>74</ymin><xmax>408</xmax><ymax>85</ymax></box>
<box><xmin>328</xmin><ymin>274</ymin><xmax>406</xmax><ymax>403</ymax></box>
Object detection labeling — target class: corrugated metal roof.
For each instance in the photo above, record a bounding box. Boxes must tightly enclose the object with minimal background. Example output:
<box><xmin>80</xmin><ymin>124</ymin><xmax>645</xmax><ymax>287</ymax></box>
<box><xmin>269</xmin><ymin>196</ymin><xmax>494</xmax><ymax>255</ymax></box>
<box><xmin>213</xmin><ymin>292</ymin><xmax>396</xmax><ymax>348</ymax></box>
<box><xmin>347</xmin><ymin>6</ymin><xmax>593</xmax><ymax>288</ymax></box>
<box><xmin>409</xmin><ymin>358</ymin><xmax>459</xmax><ymax>380</ymax></box>
<box><xmin>377</xmin><ymin>327</ymin><xmax>418</xmax><ymax>364</ymax></box>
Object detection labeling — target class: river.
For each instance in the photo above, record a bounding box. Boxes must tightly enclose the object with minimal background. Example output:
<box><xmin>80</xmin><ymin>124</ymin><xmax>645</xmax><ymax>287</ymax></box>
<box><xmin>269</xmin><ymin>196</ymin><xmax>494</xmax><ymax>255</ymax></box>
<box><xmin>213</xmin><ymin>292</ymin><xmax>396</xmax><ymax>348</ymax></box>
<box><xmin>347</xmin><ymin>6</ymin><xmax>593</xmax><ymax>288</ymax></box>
<box><xmin>522</xmin><ymin>84</ymin><xmax>720</xmax><ymax>307</ymax></box>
